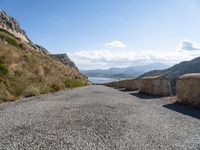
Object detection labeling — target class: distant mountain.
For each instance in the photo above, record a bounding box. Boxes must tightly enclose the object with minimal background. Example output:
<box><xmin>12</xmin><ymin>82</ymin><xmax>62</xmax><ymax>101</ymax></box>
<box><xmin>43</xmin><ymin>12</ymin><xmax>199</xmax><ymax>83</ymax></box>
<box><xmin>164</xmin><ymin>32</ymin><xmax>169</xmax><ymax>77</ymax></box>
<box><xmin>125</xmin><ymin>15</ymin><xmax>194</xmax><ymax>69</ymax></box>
<box><xmin>81</xmin><ymin>63</ymin><xmax>169</xmax><ymax>78</ymax></box>
<box><xmin>140</xmin><ymin>57</ymin><xmax>200</xmax><ymax>93</ymax></box>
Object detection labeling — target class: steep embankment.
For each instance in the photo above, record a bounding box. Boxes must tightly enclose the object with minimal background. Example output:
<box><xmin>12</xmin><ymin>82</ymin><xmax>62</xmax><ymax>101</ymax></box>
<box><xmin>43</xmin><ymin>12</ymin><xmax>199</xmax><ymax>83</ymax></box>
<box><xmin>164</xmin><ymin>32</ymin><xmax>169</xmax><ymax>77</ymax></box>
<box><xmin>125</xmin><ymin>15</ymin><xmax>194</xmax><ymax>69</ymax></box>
<box><xmin>0</xmin><ymin>10</ymin><xmax>88</xmax><ymax>101</ymax></box>
<box><xmin>140</xmin><ymin>57</ymin><xmax>200</xmax><ymax>93</ymax></box>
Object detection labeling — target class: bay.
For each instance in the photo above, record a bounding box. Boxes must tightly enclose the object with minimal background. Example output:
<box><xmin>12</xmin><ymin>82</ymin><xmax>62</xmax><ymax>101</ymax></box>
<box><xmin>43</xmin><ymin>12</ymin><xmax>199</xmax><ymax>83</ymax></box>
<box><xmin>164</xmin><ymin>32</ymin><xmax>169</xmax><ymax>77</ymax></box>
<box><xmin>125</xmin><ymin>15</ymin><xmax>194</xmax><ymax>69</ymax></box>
<box><xmin>88</xmin><ymin>77</ymin><xmax>120</xmax><ymax>84</ymax></box>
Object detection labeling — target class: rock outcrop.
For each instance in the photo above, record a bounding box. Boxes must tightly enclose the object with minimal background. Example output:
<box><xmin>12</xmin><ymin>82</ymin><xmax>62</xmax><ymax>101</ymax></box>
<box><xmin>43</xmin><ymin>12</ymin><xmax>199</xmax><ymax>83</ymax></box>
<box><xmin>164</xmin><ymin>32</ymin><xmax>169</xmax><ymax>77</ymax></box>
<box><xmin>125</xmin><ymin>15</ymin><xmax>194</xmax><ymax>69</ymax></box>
<box><xmin>139</xmin><ymin>76</ymin><xmax>172</xmax><ymax>96</ymax></box>
<box><xmin>176</xmin><ymin>73</ymin><xmax>200</xmax><ymax>108</ymax></box>
<box><xmin>32</xmin><ymin>44</ymin><xmax>50</xmax><ymax>55</ymax></box>
<box><xmin>51</xmin><ymin>54</ymin><xmax>79</xmax><ymax>71</ymax></box>
<box><xmin>105</xmin><ymin>78</ymin><xmax>140</xmax><ymax>91</ymax></box>
<box><xmin>0</xmin><ymin>10</ymin><xmax>29</xmax><ymax>42</ymax></box>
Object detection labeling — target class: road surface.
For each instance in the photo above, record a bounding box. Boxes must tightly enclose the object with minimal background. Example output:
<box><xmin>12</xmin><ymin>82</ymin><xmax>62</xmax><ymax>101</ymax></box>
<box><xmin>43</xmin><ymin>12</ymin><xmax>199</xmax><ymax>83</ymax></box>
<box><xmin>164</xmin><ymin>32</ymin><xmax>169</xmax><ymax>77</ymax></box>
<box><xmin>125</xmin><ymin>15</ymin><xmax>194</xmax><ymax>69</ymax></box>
<box><xmin>0</xmin><ymin>85</ymin><xmax>200</xmax><ymax>149</ymax></box>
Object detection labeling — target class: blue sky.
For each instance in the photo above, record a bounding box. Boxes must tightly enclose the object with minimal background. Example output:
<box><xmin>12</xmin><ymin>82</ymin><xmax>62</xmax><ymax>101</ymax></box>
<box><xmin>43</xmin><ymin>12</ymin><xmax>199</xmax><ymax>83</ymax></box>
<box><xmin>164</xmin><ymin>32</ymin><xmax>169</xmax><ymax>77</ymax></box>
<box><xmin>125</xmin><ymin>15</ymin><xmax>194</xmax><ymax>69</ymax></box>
<box><xmin>1</xmin><ymin>0</ymin><xmax>200</xmax><ymax>69</ymax></box>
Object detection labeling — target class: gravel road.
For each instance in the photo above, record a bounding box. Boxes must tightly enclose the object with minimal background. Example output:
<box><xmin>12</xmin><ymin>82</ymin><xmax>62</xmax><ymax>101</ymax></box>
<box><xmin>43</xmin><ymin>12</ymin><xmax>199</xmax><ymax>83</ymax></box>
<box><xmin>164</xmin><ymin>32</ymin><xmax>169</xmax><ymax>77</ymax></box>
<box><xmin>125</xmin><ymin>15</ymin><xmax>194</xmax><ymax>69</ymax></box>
<box><xmin>0</xmin><ymin>85</ymin><xmax>200</xmax><ymax>150</ymax></box>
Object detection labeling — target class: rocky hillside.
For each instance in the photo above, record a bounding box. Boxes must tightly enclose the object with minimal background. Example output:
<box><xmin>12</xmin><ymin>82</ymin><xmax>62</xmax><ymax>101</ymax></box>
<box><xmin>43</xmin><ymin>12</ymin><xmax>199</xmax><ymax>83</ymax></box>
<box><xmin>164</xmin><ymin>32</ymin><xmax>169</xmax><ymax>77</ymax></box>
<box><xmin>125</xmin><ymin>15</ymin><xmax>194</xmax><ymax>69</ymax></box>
<box><xmin>51</xmin><ymin>54</ymin><xmax>79</xmax><ymax>71</ymax></box>
<box><xmin>140</xmin><ymin>57</ymin><xmax>200</xmax><ymax>93</ymax></box>
<box><xmin>0</xmin><ymin>10</ymin><xmax>88</xmax><ymax>101</ymax></box>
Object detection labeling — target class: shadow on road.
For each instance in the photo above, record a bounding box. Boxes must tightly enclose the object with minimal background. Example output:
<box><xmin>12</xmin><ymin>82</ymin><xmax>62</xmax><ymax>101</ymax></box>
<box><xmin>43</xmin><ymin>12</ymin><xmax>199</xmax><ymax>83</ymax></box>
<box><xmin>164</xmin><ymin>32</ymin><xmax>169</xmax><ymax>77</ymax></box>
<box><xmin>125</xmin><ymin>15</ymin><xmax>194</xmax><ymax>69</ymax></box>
<box><xmin>118</xmin><ymin>89</ymin><xmax>158</xmax><ymax>100</ymax></box>
<box><xmin>129</xmin><ymin>92</ymin><xmax>157</xmax><ymax>99</ymax></box>
<box><xmin>163</xmin><ymin>102</ymin><xmax>200</xmax><ymax>119</ymax></box>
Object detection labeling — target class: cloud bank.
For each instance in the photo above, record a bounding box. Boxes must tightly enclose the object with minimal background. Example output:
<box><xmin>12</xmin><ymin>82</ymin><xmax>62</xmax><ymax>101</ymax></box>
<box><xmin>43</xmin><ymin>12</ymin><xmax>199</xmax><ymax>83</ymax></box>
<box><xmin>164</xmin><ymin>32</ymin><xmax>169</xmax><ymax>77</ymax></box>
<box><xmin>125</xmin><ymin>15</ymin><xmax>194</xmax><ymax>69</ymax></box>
<box><xmin>104</xmin><ymin>40</ymin><xmax>126</xmax><ymax>49</ymax></box>
<box><xmin>68</xmin><ymin>40</ymin><xmax>200</xmax><ymax>70</ymax></box>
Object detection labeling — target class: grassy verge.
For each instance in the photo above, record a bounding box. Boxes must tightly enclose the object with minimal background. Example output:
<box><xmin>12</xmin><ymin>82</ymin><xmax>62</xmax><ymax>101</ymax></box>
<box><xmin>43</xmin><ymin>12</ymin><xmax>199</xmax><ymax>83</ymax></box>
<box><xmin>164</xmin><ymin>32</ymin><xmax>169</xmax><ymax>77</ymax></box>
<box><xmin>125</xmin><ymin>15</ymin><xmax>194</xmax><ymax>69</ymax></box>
<box><xmin>0</xmin><ymin>30</ymin><xmax>88</xmax><ymax>102</ymax></box>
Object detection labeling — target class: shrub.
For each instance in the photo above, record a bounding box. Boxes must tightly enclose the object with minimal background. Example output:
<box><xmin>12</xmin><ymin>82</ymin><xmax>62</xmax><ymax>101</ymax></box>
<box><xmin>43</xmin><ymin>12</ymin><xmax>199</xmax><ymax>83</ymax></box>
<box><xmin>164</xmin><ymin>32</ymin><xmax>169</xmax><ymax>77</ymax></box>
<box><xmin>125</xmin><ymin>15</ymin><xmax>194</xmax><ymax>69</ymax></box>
<box><xmin>0</xmin><ymin>29</ymin><xmax>21</xmax><ymax>48</ymax></box>
<box><xmin>5</xmin><ymin>36</ymin><xmax>19</xmax><ymax>48</ymax></box>
<box><xmin>23</xmin><ymin>85</ymin><xmax>40</xmax><ymax>97</ymax></box>
<box><xmin>0</xmin><ymin>84</ymin><xmax>15</xmax><ymax>101</ymax></box>
<box><xmin>64</xmin><ymin>78</ymin><xmax>85</xmax><ymax>88</ymax></box>
<box><xmin>50</xmin><ymin>83</ymin><xmax>60</xmax><ymax>92</ymax></box>
<box><xmin>0</xmin><ymin>29</ymin><xmax>16</xmax><ymax>38</ymax></box>
<box><xmin>39</xmin><ymin>84</ymin><xmax>50</xmax><ymax>94</ymax></box>
<box><xmin>0</xmin><ymin>64</ymin><xmax>9</xmax><ymax>76</ymax></box>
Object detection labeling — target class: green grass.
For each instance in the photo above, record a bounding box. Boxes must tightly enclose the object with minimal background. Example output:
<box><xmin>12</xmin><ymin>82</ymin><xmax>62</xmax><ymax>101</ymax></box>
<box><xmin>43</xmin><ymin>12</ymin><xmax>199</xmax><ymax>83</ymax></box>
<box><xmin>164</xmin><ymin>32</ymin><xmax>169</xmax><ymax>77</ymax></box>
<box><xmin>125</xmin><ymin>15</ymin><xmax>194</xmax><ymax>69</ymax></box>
<box><xmin>64</xmin><ymin>78</ymin><xmax>87</xmax><ymax>88</ymax></box>
<box><xmin>0</xmin><ymin>29</ymin><xmax>22</xmax><ymax>48</ymax></box>
<box><xmin>0</xmin><ymin>29</ymin><xmax>16</xmax><ymax>38</ymax></box>
<box><xmin>0</xmin><ymin>64</ymin><xmax>9</xmax><ymax>76</ymax></box>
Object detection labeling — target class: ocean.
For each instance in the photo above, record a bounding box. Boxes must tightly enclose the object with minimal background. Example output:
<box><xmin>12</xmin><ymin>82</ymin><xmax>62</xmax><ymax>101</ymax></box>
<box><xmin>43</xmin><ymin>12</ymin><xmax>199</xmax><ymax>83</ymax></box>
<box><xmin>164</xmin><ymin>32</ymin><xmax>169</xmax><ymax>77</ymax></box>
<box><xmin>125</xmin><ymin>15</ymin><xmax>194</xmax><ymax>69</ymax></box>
<box><xmin>88</xmin><ymin>77</ymin><xmax>120</xmax><ymax>84</ymax></box>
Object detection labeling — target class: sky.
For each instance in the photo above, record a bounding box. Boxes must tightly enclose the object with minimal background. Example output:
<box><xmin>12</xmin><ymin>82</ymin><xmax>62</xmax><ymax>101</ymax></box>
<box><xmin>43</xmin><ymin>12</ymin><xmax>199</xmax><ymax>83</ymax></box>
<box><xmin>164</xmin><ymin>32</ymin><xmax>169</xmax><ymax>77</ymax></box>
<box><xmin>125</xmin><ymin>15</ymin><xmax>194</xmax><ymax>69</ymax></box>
<box><xmin>1</xmin><ymin>0</ymin><xmax>200</xmax><ymax>70</ymax></box>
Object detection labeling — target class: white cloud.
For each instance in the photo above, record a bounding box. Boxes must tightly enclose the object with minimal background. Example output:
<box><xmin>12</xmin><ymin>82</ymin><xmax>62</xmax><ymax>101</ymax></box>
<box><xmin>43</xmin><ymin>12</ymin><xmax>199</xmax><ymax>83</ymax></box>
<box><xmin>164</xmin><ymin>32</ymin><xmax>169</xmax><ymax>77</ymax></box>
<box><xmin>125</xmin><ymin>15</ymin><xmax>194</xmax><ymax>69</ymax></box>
<box><xmin>67</xmin><ymin>39</ymin><xmax>200</xmax><ymax>70</ymax></box>
<box><xmin>68</xmin><ymin>49</ymin><xmax>200</xmax><ymax>70</ymax></box>
<box><xmin>104</xmin><ymin>40</ymin><xmax>126</xmax><ymax>49</ymax></box>
<box><xmin>179</xmin><ymin>39</ymin><xmax>200</xmax><ymax>51</ymax></box>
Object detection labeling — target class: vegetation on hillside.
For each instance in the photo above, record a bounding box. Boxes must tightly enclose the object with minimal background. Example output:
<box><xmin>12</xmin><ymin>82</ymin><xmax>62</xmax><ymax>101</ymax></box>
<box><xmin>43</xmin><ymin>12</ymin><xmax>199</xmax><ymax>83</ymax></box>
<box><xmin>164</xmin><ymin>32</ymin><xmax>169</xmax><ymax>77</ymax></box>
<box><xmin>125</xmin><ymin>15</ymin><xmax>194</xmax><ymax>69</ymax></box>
<box><xmin>0</xmin><ymin>30</ymin><xmax>88</xmax><ymax>101</ymax></box>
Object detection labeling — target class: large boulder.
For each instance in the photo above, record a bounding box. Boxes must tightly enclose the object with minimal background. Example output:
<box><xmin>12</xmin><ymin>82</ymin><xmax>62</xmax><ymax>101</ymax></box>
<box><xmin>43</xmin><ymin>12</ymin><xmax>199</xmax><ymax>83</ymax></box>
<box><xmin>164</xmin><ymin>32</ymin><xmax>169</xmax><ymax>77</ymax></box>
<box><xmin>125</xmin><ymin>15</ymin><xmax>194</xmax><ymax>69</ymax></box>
<box><xmin>139</xmin><ymin>76</ymin><xmax>171</xmax><ymax>96</ymax></box>
<box><xmin>176</xmin><ymin>73</ymin><xmax>200</xmax><ymax>108</ymax></box>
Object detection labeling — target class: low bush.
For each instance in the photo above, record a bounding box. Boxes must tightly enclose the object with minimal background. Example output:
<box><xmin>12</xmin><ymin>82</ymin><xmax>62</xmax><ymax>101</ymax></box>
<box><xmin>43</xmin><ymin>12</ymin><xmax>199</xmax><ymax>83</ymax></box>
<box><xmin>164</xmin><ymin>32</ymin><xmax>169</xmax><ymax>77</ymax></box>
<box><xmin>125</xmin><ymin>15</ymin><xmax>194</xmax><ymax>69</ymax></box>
<box><xmin>0</xmin><ymin>29</ymin><xmax>21</xmax><ymax>48</ymax></box>
<box><xmin>0</xmin><ymin>83</ymin><xmax>15</xmax><ymax>101</ymax></box>
<box><xmin>23</xmin><ymin>85</ymin><xmax>40</xmax><ymax>97</ymax></box>
<box><xmin>0</xmin><ymin>64</ymin><xmax>9</xmax><ymax>76</ymax></box>
<box><xmin>64</xmin><ymin>78</ymin><xmax>86</xmax><ymax>88</ymax></box>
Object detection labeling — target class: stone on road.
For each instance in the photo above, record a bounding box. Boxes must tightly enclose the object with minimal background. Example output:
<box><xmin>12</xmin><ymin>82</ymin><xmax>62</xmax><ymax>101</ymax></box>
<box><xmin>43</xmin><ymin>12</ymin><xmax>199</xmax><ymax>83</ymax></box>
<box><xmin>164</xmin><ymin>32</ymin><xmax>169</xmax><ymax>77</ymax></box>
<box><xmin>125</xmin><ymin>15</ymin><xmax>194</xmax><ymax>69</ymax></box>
<box><xmin>0</xmin><ymin>85</ymin><xmax>200</xmax><ymax>150</ymax></box>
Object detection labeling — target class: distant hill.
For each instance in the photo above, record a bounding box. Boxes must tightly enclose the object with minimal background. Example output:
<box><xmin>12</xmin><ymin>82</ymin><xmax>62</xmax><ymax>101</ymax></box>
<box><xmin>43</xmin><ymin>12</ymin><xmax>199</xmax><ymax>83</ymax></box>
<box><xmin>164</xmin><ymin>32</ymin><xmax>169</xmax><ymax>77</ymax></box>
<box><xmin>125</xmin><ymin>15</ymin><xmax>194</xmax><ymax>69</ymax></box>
<box><xmin>140</xmin><ymin>57</ymin><xmax>200</xmax><ymax>93</ymax></box>
<box><xmin>0</xmin><ymin>10</ymin><xmax>88</xmax><ymax>101</ymax></box>
<box><xmin>82</xmin><ymin>63</ymin><xmax>169</xmax><ymax>78</ymax></box>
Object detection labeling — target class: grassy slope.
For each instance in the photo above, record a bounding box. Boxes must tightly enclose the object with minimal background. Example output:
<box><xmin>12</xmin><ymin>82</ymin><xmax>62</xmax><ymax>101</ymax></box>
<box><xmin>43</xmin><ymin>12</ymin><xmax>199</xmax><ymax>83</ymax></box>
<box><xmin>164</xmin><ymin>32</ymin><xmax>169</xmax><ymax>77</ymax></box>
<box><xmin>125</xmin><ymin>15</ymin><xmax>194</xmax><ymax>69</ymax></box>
<box><xmin>0</xmin><ymin>30</ymin><xmax>88</xmax><ymax>101</ymax></box>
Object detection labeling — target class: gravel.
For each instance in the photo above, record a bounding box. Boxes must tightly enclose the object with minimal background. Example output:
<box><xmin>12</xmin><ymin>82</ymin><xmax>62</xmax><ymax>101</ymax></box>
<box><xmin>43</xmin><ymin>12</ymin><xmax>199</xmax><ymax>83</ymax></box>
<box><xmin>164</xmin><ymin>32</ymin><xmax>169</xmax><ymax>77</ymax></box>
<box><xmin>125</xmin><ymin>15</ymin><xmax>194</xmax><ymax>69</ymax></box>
<box><xmin>0</xmin><ymin>85</ymin><xmax>200</xmax><ymax>150</ymax></box>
